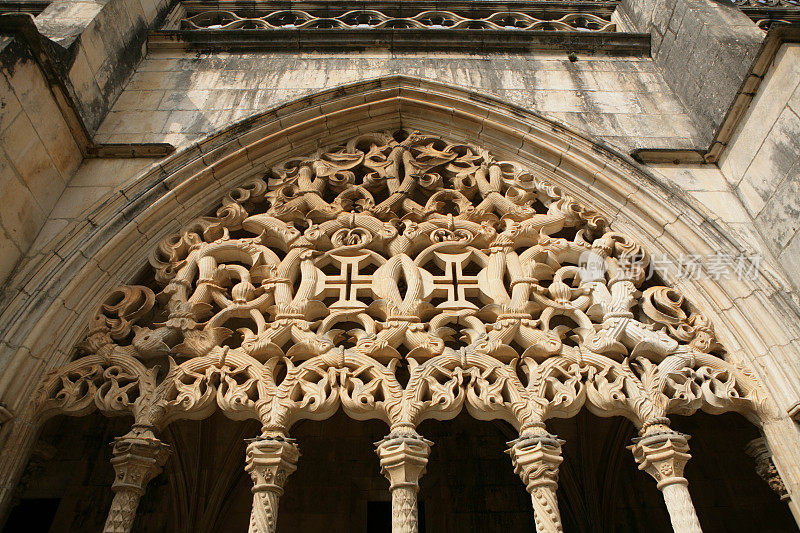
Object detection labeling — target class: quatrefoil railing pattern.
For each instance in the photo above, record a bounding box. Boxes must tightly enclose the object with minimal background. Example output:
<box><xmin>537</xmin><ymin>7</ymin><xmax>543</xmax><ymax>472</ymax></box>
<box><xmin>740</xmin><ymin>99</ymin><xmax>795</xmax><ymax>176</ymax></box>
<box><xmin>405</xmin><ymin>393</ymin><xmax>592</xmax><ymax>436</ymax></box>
<box><xmin>36</xmin><ymin>130</ymin><xmax>764</xmax><ymax>436</ymax></box>
<box><xmin>179</xmin><ymin>9</ymin><xmax>616</xmax><ymax>32</ymax></box>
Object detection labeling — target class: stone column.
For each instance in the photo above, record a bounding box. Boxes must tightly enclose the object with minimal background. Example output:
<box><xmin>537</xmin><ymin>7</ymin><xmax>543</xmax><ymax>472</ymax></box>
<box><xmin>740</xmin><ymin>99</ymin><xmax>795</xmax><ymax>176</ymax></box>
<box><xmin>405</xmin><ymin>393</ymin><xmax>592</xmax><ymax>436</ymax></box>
<box><xmin>746</xmin><ymin>437</ymin><xmax>790</xmax><ymax>502</ymax></box>
<box><xmin>103</xmin><ymin>427</ymin><xmax>170</xmax><ymax>533</ymax></box>
<box><xmin>375</xmin><ymin>432</ymin><xmax>432</xmax><ymax>533</ymax></box>
<box><xmin>245</xmin><ymin>435</ymin><xmax>300</xmax><ymax>533</ymax></box>
<box><xmin>629</xmin><ymin>429</ymin><xmax>702</xmax><ymax>533</ymax></box>
<box><xmin>506</xmin><ymin>432</ymin><xmax>565</xmax><ymax>533</ymax></box>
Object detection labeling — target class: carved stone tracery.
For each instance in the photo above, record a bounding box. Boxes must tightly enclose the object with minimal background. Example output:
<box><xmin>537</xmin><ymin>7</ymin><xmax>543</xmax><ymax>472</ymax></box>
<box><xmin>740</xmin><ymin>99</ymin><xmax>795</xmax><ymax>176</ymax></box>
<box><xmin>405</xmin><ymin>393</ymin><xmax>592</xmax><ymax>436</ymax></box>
<box><xmin>179</xmin><ymin>9</ymin><xmax>617</xmax><ymax>32</ymax></box>
<box><xmin>33</xmin><ymin>129</ymin><xmax>767</xmax><ymax>531</ymax></box>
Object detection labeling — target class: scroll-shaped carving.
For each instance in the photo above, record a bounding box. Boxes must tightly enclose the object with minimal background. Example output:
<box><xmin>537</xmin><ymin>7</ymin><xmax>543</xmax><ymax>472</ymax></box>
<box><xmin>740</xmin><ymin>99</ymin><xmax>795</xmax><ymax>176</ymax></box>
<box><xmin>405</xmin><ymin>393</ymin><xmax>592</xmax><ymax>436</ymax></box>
<box><xmin>180</xmin><ymin>9</ymin><xmax>617</xmax><ymax>33</ymax></box>
<box><xmin>35</xmin><ymin>130</ymin><xmax>764</xmax><ymax>436</ymax></box>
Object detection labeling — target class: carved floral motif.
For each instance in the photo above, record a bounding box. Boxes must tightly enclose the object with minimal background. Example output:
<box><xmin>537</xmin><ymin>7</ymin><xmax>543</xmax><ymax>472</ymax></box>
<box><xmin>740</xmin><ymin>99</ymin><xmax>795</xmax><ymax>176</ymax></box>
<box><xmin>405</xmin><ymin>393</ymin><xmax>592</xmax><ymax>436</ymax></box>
<box><xmin>36</xmin><ymin>129</ymin><xmax>763</xmax><ymax>434</ymax></box>
<box><xmin>31</xmin><ymin>129</ymin><xmax>772</xmax><ymax>533</ymax></box>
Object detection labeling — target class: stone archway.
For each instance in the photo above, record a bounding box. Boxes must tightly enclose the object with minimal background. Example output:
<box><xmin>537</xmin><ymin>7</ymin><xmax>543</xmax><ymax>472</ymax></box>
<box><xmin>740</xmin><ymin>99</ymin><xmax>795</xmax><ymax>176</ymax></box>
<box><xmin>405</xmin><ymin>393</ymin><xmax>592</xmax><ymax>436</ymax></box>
<box><xmin>27</xmin><ymin>127</ymin><xmax>779</xmax><ymax>533</ymax></box>
<box><xmin>1</xmin><ymin>77</ymin><xmax>799</xmax><ymax>532</ymax></box>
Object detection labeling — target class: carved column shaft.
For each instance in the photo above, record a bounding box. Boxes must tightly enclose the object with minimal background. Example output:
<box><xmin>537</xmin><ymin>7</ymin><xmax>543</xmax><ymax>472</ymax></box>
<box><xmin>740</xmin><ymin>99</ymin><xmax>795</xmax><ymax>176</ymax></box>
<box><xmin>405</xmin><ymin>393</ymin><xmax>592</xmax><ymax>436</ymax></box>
<box><xmin>375</xmin><ymin>432</ymin><xmax>432</xmax><ymax>533</ymax></box>
<box><xmin>102</xmin><ymin>428</ymin><xmax>170</xmax><ymax>533</ymax></box>
<box><xmin>507</xmin><ymin>432</ymin><xmax>565</xmax><ymax>533</ymax></box>
<box><xmin>629</xmin><ymin>429</ymin><xmax>702</xmax><ymax>533</ymax></box>
<box><xmin>245</xmin><ymin>435</ymin><xmax>300</xmax><ymax>533</ymax></box>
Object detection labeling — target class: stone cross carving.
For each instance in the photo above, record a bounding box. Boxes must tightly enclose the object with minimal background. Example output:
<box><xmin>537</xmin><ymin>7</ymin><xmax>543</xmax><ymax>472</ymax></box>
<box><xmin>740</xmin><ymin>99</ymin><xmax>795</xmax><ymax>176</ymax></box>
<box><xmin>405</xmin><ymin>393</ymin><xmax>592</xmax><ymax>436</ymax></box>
<box><xmin>32</xmin><ymin>129</ymin><xmax>767</xmax><ymax>532</ymax></box>
<box><xmin>320</xmin><ymin>252</ymin><xmax>376</xmax><ymax>310</ymax></box>
<box><xmin>428</xmin><ymin>250</ymin><xmax>483</xmax><ymax>310</ymax></box>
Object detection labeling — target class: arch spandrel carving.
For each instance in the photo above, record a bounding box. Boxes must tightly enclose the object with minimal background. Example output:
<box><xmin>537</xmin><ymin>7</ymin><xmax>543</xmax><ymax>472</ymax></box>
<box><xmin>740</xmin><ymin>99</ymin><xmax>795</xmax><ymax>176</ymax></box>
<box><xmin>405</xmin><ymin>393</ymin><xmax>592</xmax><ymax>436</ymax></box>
<box><xmin>35</xmin><ymin>129</ymin><xmax>765</xmax><ymax>436</ymax></box>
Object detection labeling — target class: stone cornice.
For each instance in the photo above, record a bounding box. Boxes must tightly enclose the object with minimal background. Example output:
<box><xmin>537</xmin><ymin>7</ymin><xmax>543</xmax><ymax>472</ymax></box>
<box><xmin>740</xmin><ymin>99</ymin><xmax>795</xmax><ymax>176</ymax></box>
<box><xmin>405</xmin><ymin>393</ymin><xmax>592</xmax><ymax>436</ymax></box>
<box><xmin>155</xmin><ymin>0</ymin><xmax>644</xmax><ymax>53</ymax></box>
<box><xmin>178</xmin><ymin>0</ymin><xmax>620</xmax><ymax>17</ymax></box>
<box><xmin>148</xmin><ymin>27</ymin><xmax>649</xmax><ymax>54</ymax></box>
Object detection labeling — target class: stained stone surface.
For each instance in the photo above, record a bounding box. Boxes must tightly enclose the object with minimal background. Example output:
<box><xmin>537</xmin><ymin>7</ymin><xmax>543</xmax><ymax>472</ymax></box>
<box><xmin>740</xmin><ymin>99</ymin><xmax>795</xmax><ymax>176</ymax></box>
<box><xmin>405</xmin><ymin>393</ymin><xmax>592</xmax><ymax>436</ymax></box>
<box><xmin>94</xmin><ymin>51</ymin><xmax>703</xmax><ymax>153</ymax></box>
<box><xmin>1</xmin><ymin>0</ymin><xmax>800</xmax><ymax>530</ymax></box>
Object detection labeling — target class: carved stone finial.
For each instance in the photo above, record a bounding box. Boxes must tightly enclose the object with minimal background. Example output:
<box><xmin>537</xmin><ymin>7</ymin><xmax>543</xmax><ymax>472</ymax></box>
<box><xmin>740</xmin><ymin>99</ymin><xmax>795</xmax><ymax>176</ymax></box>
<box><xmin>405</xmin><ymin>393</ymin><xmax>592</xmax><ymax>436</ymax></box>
<box><xmin>103</xmin><ymin>427</ymin><xmax>170</xmax><ymax>533</ymax></box>
<box><xmin>245</xmin><ymin>435</ymin><xmax>300</xmax><ymax>533</ymax></box>
<box><xmin>375</xmin><ymin>432</ymin><xmax>433</xmax><ymax>533</ymax></box>
<box><xmin>507</xmin><ymin>432</ymin><xmax>565</xmax><ymax>533</ymax></box>
<box><xmin>746</xmin><ymin>437</ymin><xmax>789</xmax><ymax>501</ymax></box>
<box><xmin>629</xmin><ymin>429</ymin><xmax>702</xmax><ymax>533</ymax></box>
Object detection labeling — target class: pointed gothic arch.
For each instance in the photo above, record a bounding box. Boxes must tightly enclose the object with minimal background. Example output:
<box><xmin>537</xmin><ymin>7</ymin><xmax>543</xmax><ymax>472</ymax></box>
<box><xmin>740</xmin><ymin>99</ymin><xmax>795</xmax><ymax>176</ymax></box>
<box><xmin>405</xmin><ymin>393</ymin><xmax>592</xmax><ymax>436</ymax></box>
<box><xmin>1</xmin><ymin>76</ymin><xmax>799</xmax><ymax>532</ymax></box>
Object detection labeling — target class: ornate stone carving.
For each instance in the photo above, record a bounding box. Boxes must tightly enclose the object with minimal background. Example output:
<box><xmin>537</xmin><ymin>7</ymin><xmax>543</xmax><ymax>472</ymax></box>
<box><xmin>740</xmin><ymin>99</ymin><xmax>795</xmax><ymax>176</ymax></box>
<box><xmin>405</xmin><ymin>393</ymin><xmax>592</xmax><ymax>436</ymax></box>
<box><xmin>734</xmin><ymin>0</ymin><xmax>798</xmax><ymax>7</ymax></box>
<box><xmin>103</xmin><ymin>426</ymin><xmax>170</xmax><ymax>533</ymax></box>
<box><xmin>33</xmin><ymin>130</ymin><xmax>767</xmax><ymax>531</ymax></box>
<box><xmin>36</xmin><ymin>130</ymin><xmax>761</xmax><ymax>433</ymax></box>
<box><xmin>244</xmin><ymin>435</ymin><xmax>300</xmax><ymax>533</ymax></box>
<box><xmin>746</xmin><ymin>437</ymin><xmax>790</xmax><ymax>501</ymax></box>
<box><xmin>12</xmin><ymin>441</ymin><xmax>56</xmax><ymax>505</ymax></box>
<box><xmin>629</xmin><ymin>429</ymin><xmax>702</xmax><ymax>533</ymax></box>
<box><xmin>181</xmin><ymin>9</ymin><xmax>616</xmax><ymax>32</ymax></box>
<box><xmin>375</xmin><ymin>432</ymin><xmax>433</xmax><ymax>533</ymax></box>
<box><xmin>507</xmin><ymin>432</ymin><xmax>565</xmax><ymax>533</ymax></box>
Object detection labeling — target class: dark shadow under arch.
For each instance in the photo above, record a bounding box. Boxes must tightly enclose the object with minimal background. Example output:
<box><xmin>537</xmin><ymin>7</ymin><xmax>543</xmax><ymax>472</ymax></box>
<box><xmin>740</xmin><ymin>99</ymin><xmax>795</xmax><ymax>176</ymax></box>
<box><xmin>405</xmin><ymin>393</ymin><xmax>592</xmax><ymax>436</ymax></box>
<box><xmin>4</xmin><ymin>409</ymin><xmax>797</xmax><ymax>532</ymax></box>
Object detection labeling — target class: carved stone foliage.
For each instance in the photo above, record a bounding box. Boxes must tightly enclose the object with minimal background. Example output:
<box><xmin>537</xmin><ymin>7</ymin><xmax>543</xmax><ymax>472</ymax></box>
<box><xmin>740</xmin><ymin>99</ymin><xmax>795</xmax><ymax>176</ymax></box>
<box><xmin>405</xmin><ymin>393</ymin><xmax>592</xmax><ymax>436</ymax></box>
<box><xmin>36</xmin><ymin>130</ymin><xmax>764</xmax><ymax>436</ymax></box>
<box><xmin>746</xmin><ymin>437</ymin><xmax>790</xmax><ymax>501</ymax></box>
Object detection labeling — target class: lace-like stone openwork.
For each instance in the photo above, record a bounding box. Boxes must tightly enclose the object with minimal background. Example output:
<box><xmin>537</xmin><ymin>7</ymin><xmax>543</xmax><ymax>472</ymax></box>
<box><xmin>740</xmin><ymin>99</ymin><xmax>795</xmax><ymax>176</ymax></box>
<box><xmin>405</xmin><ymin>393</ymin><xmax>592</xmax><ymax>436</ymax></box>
<box><xmin>180</xmin><ymin>9</ymin><xmax>617</xmax><ymax>32</ymax></box>
<box><xmin>37</xmin><ymin>129</ymin><xmax>763</xmax><ymax>433</ymax></box>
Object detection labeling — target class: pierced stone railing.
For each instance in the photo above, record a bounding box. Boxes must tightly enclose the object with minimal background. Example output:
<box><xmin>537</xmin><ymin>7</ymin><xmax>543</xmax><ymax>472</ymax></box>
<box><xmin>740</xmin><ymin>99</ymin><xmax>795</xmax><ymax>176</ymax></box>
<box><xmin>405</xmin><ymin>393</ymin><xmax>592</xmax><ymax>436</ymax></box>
<box><xmin>729</xmin><ymin>0</ymin><xmax>800</xmax><ymax>30</ymax></box>
<box><xmin>733</xmin><ymin>0</ymin><xmax>798</xmax><ymax>7</ymax></box>
<box><xmin>178</xmin><ymin>8</ymin><xmax>616</xmax><ymax>32</ymax></box>
<box><xmin>153</xmin><ymin>1</ymin><xmax>646</xmax><ymax>53</ymax></box>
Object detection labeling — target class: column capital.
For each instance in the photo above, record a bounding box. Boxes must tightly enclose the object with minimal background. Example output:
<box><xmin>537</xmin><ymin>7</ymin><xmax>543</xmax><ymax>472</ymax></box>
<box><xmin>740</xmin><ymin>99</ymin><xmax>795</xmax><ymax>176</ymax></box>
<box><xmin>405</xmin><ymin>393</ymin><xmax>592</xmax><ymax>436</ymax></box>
<box><xmin>375</xmin><ymin>432</ymin><xmax>432</xmax><ymax>491</ymax></box>
<box><xmin>103</xmin><ymin>427</ymin><xmax>170</xmax><ymax>533</ymax></box>
<box><xmin>629</xmin><ymin>430</ymin><xmax>691</xmax><ymax>490</ymax></box>
<box><xmin>506</xmin><ymin>432</ymin><xmax>565</xmax><ymax>492</ymax></box>
<box><xmin>245</xmin><ymin>435</ymin><xmax>300</xmax><ymax>496</ymax></box>
<box><xmin>109</xmin><ymin>427</ymin><xmax>170</xmax><ymax>496</ymax></box>
<box><xmin>746</xmin><ymin>437</ymin><xmax>790</xmax><ymax>501</ymax></box>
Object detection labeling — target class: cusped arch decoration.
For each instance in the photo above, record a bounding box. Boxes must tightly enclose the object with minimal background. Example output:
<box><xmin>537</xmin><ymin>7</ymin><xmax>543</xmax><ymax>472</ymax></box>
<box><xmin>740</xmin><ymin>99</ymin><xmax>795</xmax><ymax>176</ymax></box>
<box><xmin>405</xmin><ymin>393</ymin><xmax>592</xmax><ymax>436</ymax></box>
<box><xmin>34</xmin><ymin>129</ymin><xmax>768</xmax><ymax>533</ymax></box>
<box><xmin>0</xmin><ymin>76</ymin><xmax>798</xmax><ymax>533</ymax></box>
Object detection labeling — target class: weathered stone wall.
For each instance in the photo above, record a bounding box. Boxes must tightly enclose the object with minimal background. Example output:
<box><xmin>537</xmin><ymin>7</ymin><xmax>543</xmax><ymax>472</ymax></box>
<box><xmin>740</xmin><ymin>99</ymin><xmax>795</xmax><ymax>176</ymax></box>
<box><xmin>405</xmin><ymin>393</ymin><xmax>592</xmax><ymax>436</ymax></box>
<box><xmin>719</xmin><ymin>43</ymin><xmax>800</xmax><ymax>292</ymax></box>
<box><xmin>69</xmin><ymin>48</ymin><xmax>768</xmax><ymax>272</ymax></box>
<box><xmin>618</xmin><ymin>0</ymin><xmax>764</xmax><ymax>145</ymax></box>
<box><xmin>0</xmin><ymin>0</ymin><xmax>172</xmax><ymax>288</ymax></box>
<box><xmin>0</xmin><ymin>39</ymin><xmax>82</xmax><ymax>284</ymax></box>
<box><xmin>93</xmin><ymin>49</ymin><xmax>703</xmax><ymax>153</ymax></box>
<box><xmin>34</xmin><ymin>0</ymin><xmax>172</xmax><ymax>132</ymax></box>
